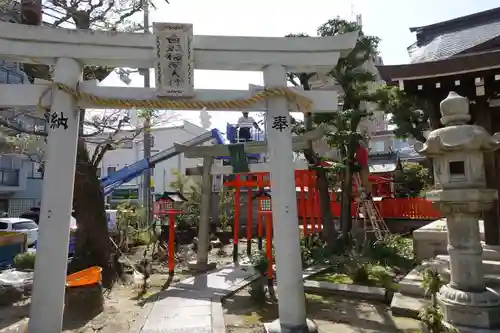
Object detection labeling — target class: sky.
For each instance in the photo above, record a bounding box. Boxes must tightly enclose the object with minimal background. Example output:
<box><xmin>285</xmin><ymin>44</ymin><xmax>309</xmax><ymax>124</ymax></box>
<box><xmin>101</xmin><ymin>0</ymin><xmax>500</xmax><ymax>133</ymax></box>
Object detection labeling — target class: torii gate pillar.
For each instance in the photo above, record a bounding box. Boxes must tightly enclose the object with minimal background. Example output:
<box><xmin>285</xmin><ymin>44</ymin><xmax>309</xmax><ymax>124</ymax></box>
<box><xmin>263</xmin><ymin>65</ymin><xmax>317</xmax><ymax>333</ymax></box>
<box><xmin>29</xmin><ymin>58</ymin><xmax>82</xmax><ymax>333</ymax></box>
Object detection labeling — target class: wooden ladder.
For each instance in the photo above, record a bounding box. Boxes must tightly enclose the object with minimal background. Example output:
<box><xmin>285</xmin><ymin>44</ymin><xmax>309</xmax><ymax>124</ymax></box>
<box><xmin>353</xmin><ymin>173</ymin><xmax>389</xmax><ymax>241</ymax></box>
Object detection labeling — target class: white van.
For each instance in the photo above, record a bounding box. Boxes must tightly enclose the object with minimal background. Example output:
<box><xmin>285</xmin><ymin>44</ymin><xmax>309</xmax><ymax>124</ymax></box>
<box><xmin>0</xmin><ymin>218</ymin><xmax>39</xmax><ymax>246</ymax></box>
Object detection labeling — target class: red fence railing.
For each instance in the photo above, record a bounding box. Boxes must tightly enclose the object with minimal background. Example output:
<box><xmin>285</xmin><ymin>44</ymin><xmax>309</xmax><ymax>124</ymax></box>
<box><xmin>378</xmin><ymin>198</ymin><xmax>440</xmax><ymax>219</ymax></box>
<box><xmin>297</xmin><ymin>197</ymin><xmax>441</xmax><ymax>220</ymax></box>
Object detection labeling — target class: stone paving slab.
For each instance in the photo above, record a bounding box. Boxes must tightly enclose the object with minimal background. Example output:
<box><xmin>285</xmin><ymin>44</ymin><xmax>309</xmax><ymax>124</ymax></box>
<box><xmin>133</xmin><ymin>263</ymin><xmax>329</xmax><ymax>333</ymax></box>
<box><xmin>175</xmin><ymin>265</ymin><xmax>257</xmax><ymax>295</ymax></box>
<box><xmin>135</xmin><ymin>264</ymin><xmax>258</xmax><ymax>333</ymax></box>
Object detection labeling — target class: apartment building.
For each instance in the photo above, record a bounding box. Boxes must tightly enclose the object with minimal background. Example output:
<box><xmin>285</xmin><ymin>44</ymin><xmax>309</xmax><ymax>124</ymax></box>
<box><xmin>88</xmin><ymin>120</ymin><xmax>220</xmax><ymax>206</ymax></box>
<box><xmin>0</xmin><ymin>3</ymin><xmax>47</xmax><ymax>215</ymax></box>
<box><xmin>0</xmin><ymin>60</ymin><xmax>46</xmax><ymax>215</ymax></box>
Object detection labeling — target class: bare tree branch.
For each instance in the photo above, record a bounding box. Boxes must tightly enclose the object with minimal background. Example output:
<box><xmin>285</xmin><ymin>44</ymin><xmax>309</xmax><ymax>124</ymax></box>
<box><xmin>0</xmin><ymin>105</ymin><xmax>178</xmax><ymax>166</ymax></box>
<box><xmin>44</xmin><ymin>0</ymin><xmax>168</xmax><ymax>31</ymax></box>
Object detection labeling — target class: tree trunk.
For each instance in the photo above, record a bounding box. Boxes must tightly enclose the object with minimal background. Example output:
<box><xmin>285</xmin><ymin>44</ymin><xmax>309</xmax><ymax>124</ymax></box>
<box><xmin>340</xmin><ymin>163</ymin><xmax>353</xmax><ymax>244</ymax></box>
<box><xmin>300</xmin><ymin>75</ymin><xmax>336</xmax><ymax>248</ymax></box>
<box><xmin>304</xmin><ymin>150</ymin><xmax>335</xmax><ymax>245</ymax></box>
<box><xmin>316</xmin><ymin>168</ymin><xmax>336</xmax><ymax>247</ymax></box>
<box><xmin>302</xmin><ymin>122</ymin><xmax>336</xmax><ymax>248</ymax></box>
<box><xmin>70</xmin><ymin>139</ymin><xmax>114</xmax><ymax>287</ymax></box>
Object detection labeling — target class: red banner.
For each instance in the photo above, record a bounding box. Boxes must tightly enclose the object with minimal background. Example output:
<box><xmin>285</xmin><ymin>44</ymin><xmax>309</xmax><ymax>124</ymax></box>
<box><xmin>355</xmin><ymin>143</ymin><xmax>368</xmax><ymax>168</ymax></box>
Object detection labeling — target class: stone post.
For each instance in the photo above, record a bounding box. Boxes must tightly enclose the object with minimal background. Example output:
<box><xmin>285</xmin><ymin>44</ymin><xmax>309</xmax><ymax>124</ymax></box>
<box><xmin>417</xmin><ymin>92</ymin><xmax>500</xmax><ymax>330</ymax></box>
<box><xmin>29</xmin><ymin>58</ymin><xmax>82</xmax><ymax>333</ymax></box>
<box><xmin>190</xmin><ymin>156</ymin><xmax>217</xmax><ymax>272</ymax></box>
<box><xmin>263</xmin><ymin>64</ymin><xmax>316</xmax><ymax>333</ymax></box>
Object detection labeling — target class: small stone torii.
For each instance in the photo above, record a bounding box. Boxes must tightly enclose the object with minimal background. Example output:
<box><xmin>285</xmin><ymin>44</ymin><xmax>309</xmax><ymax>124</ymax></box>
<box><xmin>0</xmin><ymin>21</ymin><xmax>358</xmax><ymax>333</ymax></box>
<box><xmin>181</xmin><ymin>124</ymin><xmax>327</xmax><ymax>273</ymax></box>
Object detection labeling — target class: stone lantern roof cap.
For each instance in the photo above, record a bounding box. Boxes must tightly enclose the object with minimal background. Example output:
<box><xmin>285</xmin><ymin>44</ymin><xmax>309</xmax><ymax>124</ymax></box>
<box><xmin>415</xmin><ymin>92</ymin><xmax>500</xmax><ymax>156</ymax></box>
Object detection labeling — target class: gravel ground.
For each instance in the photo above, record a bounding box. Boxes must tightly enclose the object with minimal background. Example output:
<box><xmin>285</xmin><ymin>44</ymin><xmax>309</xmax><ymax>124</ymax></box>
<box><xmin>0</xmin><ymin>241</ymin><xmax>239</xmax><ymax>333</ymax></box>
<box><xmin>1</xmin><ymin>239</ymin><xmax>421</xmax><ymax>333</ymax></box>
<box><xmin>223</xmin><ymin>289</ymin><xmax>422</xmax><ymax>333</ymax></box>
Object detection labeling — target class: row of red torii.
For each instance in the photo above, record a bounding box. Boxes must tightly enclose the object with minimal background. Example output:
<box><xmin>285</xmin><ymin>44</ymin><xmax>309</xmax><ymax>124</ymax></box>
<box><xmin>153</xmin><ymin>169</ymin><xmax>394</xmax><ymax>283</ymax></box>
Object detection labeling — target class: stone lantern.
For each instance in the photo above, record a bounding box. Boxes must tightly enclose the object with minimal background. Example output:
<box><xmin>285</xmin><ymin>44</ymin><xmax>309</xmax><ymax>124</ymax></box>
<box><xmin>415</xmin><ymin>92</ymin><xmax>500</xmax><ymax>329</ymax></box>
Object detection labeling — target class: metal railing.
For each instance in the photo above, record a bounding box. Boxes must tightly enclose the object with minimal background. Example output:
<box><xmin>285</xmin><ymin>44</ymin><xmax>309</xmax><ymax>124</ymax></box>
<box><xmin>227</xmin><ymin>124</ymin><xmax>265</xmax><ymax>143</ymax></box>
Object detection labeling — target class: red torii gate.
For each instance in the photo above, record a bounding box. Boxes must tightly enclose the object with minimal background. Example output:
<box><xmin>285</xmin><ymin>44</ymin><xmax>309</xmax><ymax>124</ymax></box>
<box><xmin>223</xmin><ymin>169</ymin><xmax>392</xmax><ymax>248</ymax></box>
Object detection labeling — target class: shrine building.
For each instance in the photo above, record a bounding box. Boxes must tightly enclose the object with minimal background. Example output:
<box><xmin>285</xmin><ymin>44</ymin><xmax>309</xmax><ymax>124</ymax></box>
<box><xmin>377</xmin><ymin>6</ymin><xmax>500</xmax><ymax>245</ymax></box>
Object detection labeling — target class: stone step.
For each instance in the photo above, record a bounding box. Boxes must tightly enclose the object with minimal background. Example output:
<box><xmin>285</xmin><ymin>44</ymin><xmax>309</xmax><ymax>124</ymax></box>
<box><xmin>392</xmin><ymin>291</ymin><xmax>500</xmax><ymax>331</ymax></box>
<box><xmin>398</xmin><ymin>277</ymin><xmax>426</xmax><ymax>297</ymax></box>
<box><xmin>439</xmin><ymin>269</ymin><xmax>500</xmax><ymax>286</ymax></box>
<box><xmin>482</xmin><ymin>244</ymin><xmax>500</xmax><ymax>261</ymax></box>
<box><xmin>390</xmin><ymin>292</ymin><xmax>429</xmax><ymax>318</ymax></box>
<box><xmin>398</xmin><ymin>267</ymin><xmax>500</xmax><ymax>298</ymax></box>
<box><xmin>435</xmin><ymin>254</ymin><xmax>500</xmax><ymax>274</ymax></box>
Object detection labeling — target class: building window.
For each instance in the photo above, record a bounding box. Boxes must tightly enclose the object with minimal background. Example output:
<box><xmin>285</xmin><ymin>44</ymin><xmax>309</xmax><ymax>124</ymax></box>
<box><xmin>393</xmin><ymin>139</ymin><xmax>411</xmax><ymax>152</ymax></box>
<box><xmin>0</xmin><ymin>169</ymin><xmax>19</xmax><ymax>186</ymax></box>
<box><xmin>369</xmin><ymin>141</ymin><xmax>384</xmax><ymax>153</ymax></box>
<box><xmin>110</xmin><ymin>188</ymin><xmax>139</xmax><ymax>200</ymax></box>
<box><xmin>0</xmin><ymin>155</ymin><xmax>14</xmax><ymax>169</ymax></box>
<box><xmin>96</xmin><ymin>168</ymin><xmax>101</xmax><ymax>178</ymax></box>
<box><xmin>107</xmin><ymin>166</ymin><xmax>116</xmax><ymax>175</ymax></box>
<box><xmin>121</xmin><ymin>139</ymin><xmax>133</xmax><ymax>149</ymax></box>
<box><xmin>27</xmin><ymin>162</ymin><xmax>43</xmax><ymax>179</ymax></box>
<box><xmin>33</xmin><ymin>117</ymin><xmax>47</xmax><ymax>133</ymax></box>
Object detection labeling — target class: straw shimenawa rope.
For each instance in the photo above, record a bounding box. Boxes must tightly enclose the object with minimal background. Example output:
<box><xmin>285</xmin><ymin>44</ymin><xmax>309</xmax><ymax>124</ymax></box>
<box><xmin>37</xmin><ymin>82</ymin><xmax>313</xmax><ymax>112</ymax></box>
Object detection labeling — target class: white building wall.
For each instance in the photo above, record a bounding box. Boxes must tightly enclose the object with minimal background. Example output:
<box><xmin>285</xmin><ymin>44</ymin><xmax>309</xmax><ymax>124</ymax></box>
<box><xmin>88</xmin><ymin>121</ymin><xmax>210</xmax><ymax>194</ymax></box>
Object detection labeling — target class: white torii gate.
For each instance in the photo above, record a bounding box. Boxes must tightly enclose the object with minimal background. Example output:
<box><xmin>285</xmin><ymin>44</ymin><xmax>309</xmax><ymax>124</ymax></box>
<box><xmin>0</xmin><ymin>21</ymin><xmax>357</xmax><ymax>333</ymax></box>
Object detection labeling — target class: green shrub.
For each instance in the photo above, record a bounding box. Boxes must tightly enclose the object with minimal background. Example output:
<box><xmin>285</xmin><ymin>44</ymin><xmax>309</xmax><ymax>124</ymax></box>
<box><xmin>299</xmin><ymin>232</ymin><xmax>329</xmax><ymax>266</ymax></box>
<box><xmin>133</xmin><ymin>230</ymin><xmax>155</xmax><ymax>246</ymax></box>
<box><xmin>352</xmin><ymin>264</ymin><xmax>370</xmax><ymax>284</ymax></box>
<box><xmin>13</xmin><ymin>252</ymin><xmax>36</xmax><ymax>270</ymax></box>
<box><xmin>366</xmin><ymin>234</ymin><xmax>414</xmax><ymax>270</ymax></box>
<box><xmin>251</xmin><ymin>251</ymin><xmax>269</xmax><ymax>276</ymax></box>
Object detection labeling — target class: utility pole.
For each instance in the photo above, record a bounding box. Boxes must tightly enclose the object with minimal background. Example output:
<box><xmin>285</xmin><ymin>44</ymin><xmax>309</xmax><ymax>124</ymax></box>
<box><xmin>141</xmin><ymin>0</ymin><xmax>153</xmax><ymax>225</ymax></box>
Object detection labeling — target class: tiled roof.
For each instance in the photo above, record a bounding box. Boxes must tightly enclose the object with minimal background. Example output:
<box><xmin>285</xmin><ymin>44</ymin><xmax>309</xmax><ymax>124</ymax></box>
<box><xmin>368</xmin><ymin>152</ymin><xmax>401</xmax><ymax>174</ymax></box>
<box><xmin>408</xmin><ymin>7</ymin><xmax>500</xmax><ymax>63</ymax></box>
<box><xmin>409</xmin><ymin>20</ymin><xmax>500</xmax><ymax>63</ymax></box>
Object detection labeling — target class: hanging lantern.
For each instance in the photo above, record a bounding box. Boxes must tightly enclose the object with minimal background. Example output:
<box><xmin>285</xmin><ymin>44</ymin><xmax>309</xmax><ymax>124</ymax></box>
<box><xmin>254</xmin><ymin>189</ymin><xmax>272</xmax><ymax>213</ymax></box>
<box><xmin>154</xmin><ymin>191</ymin><xmax>188</xmax><ymax>215</ymax></box>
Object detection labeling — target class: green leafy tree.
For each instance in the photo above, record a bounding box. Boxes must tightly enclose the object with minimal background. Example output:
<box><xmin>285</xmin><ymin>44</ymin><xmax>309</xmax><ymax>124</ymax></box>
<box><xmin>374</xmin><ymin>85</ymin><xmax>430</xmax><ymax>143</ymax></box>
<box><xmin>169</xmin><ymin>168</ymin><xmax>188</xmax><ymax>195</ymax></box>
<box><xmin>218</xmin><ymin>188</ymin><xmax>235</xmax><ymax>231</ymax></box>
<box><xmin>374</xmin><ymin>86</ymin><xmax>436</xmax><ymax>182</ymax></box>
<box><xmin>396</xmin><ymin>161</ymin><xmax>433</xmax><ymax>197</ymax></box>
<box><xmin>287</xmin><ymin>18</ymin><xmax>380</xmax><ymax>245</ymax></box>
<box><xmin>285</xmin><ymin>76</ymin><xmax>336</xmax><ymax>247</ymax></box>
<box><xmin>169</xmin><ymin>169</ymin><xmax>203</xmax><ymax>229</ymax></box>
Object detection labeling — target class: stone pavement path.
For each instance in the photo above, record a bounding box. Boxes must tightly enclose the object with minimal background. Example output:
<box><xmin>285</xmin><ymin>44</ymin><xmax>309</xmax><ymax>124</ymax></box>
<box><xmin>132</xmin><ymin>264</ymin><xmax>258</xmax><ymax>333</ymax></box>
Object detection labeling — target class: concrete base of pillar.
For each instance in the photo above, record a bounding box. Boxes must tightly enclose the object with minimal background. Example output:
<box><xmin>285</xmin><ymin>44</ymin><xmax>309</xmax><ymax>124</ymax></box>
<box><xmin>264</xmin><ymin>319</ymin><xmax>318</xmax><ymax>333</ymax></box>
<box><xmin>187</xmin><ymin>261</ymin><xmax>217</xmax><ymax>273</ymax></box>
<box><xmin>439</xmin><ymin>285</ymin><xmax>500</xmax><ymax>329</ymax></box>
